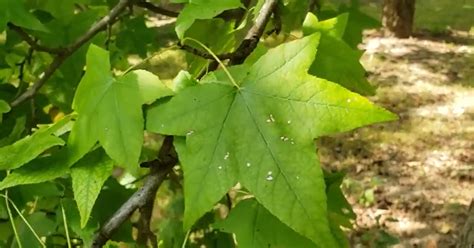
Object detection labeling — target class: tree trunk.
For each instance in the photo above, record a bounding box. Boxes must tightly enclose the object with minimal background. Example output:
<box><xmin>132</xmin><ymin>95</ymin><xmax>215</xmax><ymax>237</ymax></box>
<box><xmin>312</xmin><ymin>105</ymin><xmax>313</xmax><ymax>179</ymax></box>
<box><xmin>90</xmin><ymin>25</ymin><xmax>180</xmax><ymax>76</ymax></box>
<box><xmin>458</xmin><ymin>200</ymin><xmax>474</xmax><ymax>248</ymax></box>
<box><xmin>382</xmin><ymin>0</ymin><xmax>415</xmax><ymax>38</ymax></box>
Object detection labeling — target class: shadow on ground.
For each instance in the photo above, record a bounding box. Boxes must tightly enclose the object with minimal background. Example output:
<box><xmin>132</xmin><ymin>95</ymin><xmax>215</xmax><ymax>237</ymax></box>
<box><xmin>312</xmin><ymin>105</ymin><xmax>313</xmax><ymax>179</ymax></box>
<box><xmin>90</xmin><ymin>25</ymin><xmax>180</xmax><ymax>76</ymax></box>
<box><xmin>318</xmin><ymin>31</ymin><xmax>474</xmax><ymax>247</ymax></box>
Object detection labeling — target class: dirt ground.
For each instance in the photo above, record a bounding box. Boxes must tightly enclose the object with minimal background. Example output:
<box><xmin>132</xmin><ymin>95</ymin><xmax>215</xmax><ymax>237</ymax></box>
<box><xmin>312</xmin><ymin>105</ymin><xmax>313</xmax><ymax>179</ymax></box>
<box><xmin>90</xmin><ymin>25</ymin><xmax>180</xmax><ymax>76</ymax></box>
<box><xmin>318</xmin><ymin>31</ymin><xmax>474</xmax><ymax>248</ymax></box>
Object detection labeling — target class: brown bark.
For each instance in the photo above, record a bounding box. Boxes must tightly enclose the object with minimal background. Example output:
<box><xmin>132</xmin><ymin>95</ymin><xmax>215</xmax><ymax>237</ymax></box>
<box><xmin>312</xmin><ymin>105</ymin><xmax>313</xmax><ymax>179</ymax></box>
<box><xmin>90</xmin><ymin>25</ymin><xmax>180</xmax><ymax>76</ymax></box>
<box><xmin>382</xmin><ymin>0</ymin><xmax>415</xmax><ymax>38</ymax></box>
<box><xmin>458</xmin><ymin>199</ymin><xmax>474</xmax><ymax>248</ymax></box>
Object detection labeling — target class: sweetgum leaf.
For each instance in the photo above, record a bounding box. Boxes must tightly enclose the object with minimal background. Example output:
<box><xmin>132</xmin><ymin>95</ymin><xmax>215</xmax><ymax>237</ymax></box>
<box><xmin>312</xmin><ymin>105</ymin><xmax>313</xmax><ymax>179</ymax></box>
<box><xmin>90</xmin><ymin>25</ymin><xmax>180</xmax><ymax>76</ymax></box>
<box><xmin>0</xmin><ymin>0</ymin><xmax>48</xmax><ymax>32</ymax></box>
<box><xmin>68</xmin><ymin>44</ymin><xmax>173</xmax><ymax>169</ymax></box>
<box><xmin>215</xmin><ymin>198</ymin><xmax>317</xmax><ymax>248</ymax></box>
<box><xmin>147</xmin><ymin>33</ymin><xmax>396</xmax><ymax>246</ymax></box>
<box><xmin>0</xmin><ymin>116</ymin><xmax>72</xmax><ymax>170</ymax></box>
<box><xmin>304</xmin><ymin>13</ymin><xmax>375</xmax><ymax>95</ymax></box>
<box><xmin>71</xmin><ymin>148</ymin><xmax>114</xmax><ymax>228</ymax></box>
<box><xmin>175</xmin><ymin>0</ymin><xmax>241</xmax><ymax>39</ymax></box>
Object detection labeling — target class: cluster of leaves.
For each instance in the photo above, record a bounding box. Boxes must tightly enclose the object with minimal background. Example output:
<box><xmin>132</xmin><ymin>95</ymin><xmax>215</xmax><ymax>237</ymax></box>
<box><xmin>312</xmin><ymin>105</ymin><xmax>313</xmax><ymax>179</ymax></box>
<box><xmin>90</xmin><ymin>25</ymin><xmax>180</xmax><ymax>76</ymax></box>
<box><xmin>0</xmin><ymin>0</ymin><xmax>394</xmax><ymax>247</ymax></box>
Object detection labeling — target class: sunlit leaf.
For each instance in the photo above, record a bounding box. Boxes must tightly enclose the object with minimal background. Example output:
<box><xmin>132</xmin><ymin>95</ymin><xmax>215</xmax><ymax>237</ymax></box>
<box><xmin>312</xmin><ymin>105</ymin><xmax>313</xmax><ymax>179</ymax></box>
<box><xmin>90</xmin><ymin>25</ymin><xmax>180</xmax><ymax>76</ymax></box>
<box><xmin>68</xmin><ymin>44</ymin><xmax>173</xmax><ymax>169</ymax></box>
<box><xmin>147</xmin><ymin>34</ymin><xmax>396</xmax><ymax>245</ymax></box>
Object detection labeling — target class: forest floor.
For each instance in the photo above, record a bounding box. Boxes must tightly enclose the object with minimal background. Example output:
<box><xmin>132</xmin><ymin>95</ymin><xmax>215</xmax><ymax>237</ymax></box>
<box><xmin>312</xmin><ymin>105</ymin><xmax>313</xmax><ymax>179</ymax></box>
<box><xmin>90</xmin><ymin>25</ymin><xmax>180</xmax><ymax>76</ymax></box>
<box><xmin>318</xmin><ymin>30</ymin><xmax>474</xmax><ymax>248</ymax></box>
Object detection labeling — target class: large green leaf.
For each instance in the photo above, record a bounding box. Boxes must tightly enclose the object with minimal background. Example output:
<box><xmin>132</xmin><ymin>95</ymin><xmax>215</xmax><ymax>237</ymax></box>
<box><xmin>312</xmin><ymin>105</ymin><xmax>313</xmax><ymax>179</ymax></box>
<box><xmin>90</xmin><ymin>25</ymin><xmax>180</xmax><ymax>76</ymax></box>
<box><xmin>215</xmin><ymin>198</ymin><xmax>316</xmax><ymax>247</ymax></box>
<box><xmin>304</xmin><ymin>13</ymin><xmax>374</xmax><ymax>95</ymax></box>
<box><xmin>71</xmin><ymin>148</ymin><xmax>114</xmax><ymax>228</ymax></box>
<box><xmin>175</xmin><ymin>0</ymin><xmax>241</xmax><ymax>39</ymax></box>
<box><xmin>0</xmin><ymin>0</ymin><xmax>48</xmax><ymax>32</ymax></box>
<box><xmin>0</xmin><ymin>116</ymin><xmax>71</xmax><ymax>170</ymax></box>
<box><xmin>68</xmin><ymin>44</ymin><xmax>173</xmax><ymax>169</ymax></box>
<box><xmin>0</xmin><ymin>100</ymin><xmax>10</xmax><ymax>123</ymax></box>
<box><xmin>146</xmin><ymin>34</ymin><xmax>396</xmax><ymax>245</ymax></box>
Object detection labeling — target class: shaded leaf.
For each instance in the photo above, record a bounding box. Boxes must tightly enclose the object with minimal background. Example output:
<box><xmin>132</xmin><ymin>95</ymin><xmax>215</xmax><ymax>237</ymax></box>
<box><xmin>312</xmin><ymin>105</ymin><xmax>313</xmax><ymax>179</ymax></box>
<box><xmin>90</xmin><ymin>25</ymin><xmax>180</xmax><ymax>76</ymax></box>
<box><xmin>0</xmin><ymin>116</ymin><xmax>71</xmax><ymax>170</ymax></box>
<box><xmin>0</xmin><ymin>99</ymin><xmax>10</xmax><ymax>123</ymax></box>
<box><xmin>68</xmin><ymin>44</ymin><xmax>173</xmax><ymax>169</ymax></box>
<box><xmin>71</xmin><ymin>148</ymin><xmax>114</xmax><ymax>228</ymax></box>
<box><xmin>279</xmin><ymin>0</ymin><xmax>310</xmax><ymax>33</ymax></box>
<box><xmin>0</xmin><ymin>150</ymin><xmax>70</xmax><ymax>190</ymax></box>
<box><xmin>0</xmin><ymin>0</ymin><xmax>48</xmax><ymax>32</ymax></box>
<box><xmin>175</xmin><ymin>0</ymin><xmax>241</xmax><ymax>39</ymax></box>
<box><xmin>304</xmin><ymin>13</ymin><xmax>374</xmax><ymax>95</ymax></box>
<box><xmin>215</xmin><ymin>198</ymin><xmax>317</xmax><ymax>248</ymax></box>
<box><xmin>147</xmin><ymin>34</ymin><xmax>396</xmax><ymax>245</ymax></box>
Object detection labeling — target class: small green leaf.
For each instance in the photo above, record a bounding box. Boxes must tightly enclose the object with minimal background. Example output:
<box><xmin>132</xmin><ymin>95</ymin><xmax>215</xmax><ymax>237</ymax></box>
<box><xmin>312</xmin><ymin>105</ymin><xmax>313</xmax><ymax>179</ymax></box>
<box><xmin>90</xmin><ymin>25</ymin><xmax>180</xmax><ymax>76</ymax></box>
<box><xmin>0</xmin><ymin>116</ymin><xmax>72</xmax><ymax>170</ymax></box>
<box><xmin>175</xmin><ymin>0</ymin><xmax>241</xmax><ymax>39</ymax></box>
<box><xmin>172</xmin><ymin>70</ymin><xmax>198</xmax><ymax>93</ymax></box>
<box><xmin>0</xmin><ymin>100</ymin><xmax>10</xmax><ymax>123</ymax></box>
<box><xmin>304</xmin><ymin>13</ymin><xmax>375</xmax><ymax>95</ymax></box>
<box><xmin>147</xmin><ymin>34</ymin><xmax>396</xmax><ymax>246</ymax></box>
<box><xmin>68</xmin><ymin>44</ymin><xmax>173</xmax><ymax>169</ymax></box>
<box><xmin>0</xmin><ymin>0</ymin><xmax>48</xmax><ymax>32</ymax></box>
<box><xmin>71</xmin><ymin>148</ymin><xmax>114</xmax><ymax>228</ymax></box>
<box><xmin>0</xmin><ymin>151</ymin><xmax>70</xmax><ymax>190</ymax></box>
<box><xmin>303</xmin><ymin>12</ymin><xmax>348</xmax><ymax>39</ymax></box>
<box><xmin>215</xmin><ymin>198</ymin><xmax>317</xmax><ymax>248</ymax></box>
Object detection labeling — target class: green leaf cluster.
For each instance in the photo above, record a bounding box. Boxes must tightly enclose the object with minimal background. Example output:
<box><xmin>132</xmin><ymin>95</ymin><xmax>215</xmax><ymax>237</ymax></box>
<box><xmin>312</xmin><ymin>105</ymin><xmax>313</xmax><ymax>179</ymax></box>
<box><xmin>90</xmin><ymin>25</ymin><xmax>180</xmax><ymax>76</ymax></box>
<box><xmin>0</xmin><ymin>0</ymin><xmax>397</xmax><ymax>247</ymax></box>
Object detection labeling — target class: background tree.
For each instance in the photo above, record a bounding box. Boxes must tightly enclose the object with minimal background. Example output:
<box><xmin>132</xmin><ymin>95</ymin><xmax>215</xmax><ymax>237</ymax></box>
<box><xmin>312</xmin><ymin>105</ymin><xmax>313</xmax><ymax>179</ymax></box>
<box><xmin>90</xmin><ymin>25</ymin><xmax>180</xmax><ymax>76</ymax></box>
<box><xmin>382</xmin><ymin>0</ymin><xmax>416</xmax><ymax>38</ymax></box>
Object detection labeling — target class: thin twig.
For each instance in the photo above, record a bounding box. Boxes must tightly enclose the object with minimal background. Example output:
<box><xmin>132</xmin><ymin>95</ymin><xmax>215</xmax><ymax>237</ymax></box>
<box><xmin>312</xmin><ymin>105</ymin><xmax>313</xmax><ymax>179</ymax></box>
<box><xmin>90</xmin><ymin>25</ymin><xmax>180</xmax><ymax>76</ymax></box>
<box><xmin>8</xmin><ymin>23</ymin><xmax>63</xmax><ymax>54</ymax></box>
<box><xmin>10</xmin><ymin>0</ymin><xmax>133</xmax><ymax>108</ymax></box>
<box><xmin>135</xmin><ymin>1</ymin><xmax>179</xmax><ymax>17</ymax></box>
<box><xmin>179</xmin><ymin>44</ymin><xmax>234</xmax><ymax>60</ymax></box>
<box><xmin>92</xmin><ymin>136</ymin><xmax>177</xmax><ymax>247</ymax></box>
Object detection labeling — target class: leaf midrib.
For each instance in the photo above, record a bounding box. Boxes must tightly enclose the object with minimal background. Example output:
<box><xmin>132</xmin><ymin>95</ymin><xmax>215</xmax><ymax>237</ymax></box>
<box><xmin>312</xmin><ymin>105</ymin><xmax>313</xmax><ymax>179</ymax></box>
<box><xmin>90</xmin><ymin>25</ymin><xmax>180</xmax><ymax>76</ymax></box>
<box><xmin>238</xmin><ymin>90</ymin><xmax>319</xmax><ymax>240</ymax></box>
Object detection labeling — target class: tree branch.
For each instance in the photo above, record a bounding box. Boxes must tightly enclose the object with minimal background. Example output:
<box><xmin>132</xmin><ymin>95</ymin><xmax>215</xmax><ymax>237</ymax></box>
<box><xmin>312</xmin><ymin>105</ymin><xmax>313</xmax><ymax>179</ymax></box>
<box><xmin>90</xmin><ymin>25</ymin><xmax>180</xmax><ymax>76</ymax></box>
<box><xmin>229</xmin><ymin>0</ymin><xmax>278</xmax><ymax>65</ymax></box>
<box><xmin>178</xmin><ymin>0</ymin><xmax>278</xmax><ymax>65</ymax></box>
<box><xmin>8</xmin><ymin>24</ymin><xmax>63</xmax><ymax>54</ymax></box>
<box><xmin>135</xmin><ymin>1</ymin><xmax>179</xmax><ymax>17</ymax></box>
<box><xmin>10</xmin><ymin>0</ymin><xmax>133</xmax><ymax>108</ymax></box>
<box><xmin>178</xmin><ymin>44</ymin><xmax>234</xmax><ymax>60</ymax></box>
<box><xmin>136</xmin><ymin>195</ymin><xmax>158</xmax><ymax>247</ymax></box>
<box><xmin>92</xmin><ymin>136</ymin><xmax>177</xmax><ymax>247</ymax></box>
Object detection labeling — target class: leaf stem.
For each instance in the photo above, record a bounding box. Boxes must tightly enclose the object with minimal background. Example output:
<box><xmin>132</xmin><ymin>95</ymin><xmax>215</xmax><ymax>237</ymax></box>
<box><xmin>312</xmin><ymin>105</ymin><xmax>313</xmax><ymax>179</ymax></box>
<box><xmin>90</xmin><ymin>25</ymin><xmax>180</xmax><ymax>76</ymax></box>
<box><xmin>0</xmin><ymin>194</ymin><xmax>46</xmax><ymax>247</ymax></box>
<box><xmin>182</xmin><ymin>38</ymin><xmax>240</xmax><ymax>89</ymax></box>
<box><xmin>4</xmin><ymin>186</ymin><xmax>22</xmax><ymax>248</ymax></box>
<box><xmin>61</xmin><ymin>201</ymin><xmax>72</xmax><ymax>248</ymax></box>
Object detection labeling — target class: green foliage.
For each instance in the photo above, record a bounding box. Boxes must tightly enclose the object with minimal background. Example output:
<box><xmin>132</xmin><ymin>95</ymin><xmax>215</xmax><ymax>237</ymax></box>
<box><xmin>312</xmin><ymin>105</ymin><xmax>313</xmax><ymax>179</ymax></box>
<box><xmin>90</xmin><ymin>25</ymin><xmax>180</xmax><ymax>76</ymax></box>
<box><xmin>0</xmin><ymin>99</ymin><xmax>10</xmax><ymax>123</ymax></box>
<box><xmin>71</xmin><ymin>148</ymin><xmax>114</xmax><ymax>227</ymax></box>
<box><xmin>0</xmin><ymin>116</ymin><xmax>71</xmax><ymax>170</ymax></box>
<box><xmin>215</xmin><ymin>198</ymin><xmax>316</xmax><ymax>248</ymax></box>
<box><xmin>0</xmin><ymin>0</ymin><xmax>48</xmax><ymax>32</ymax></box>
<box><xmin>147</xmin><ymin>34</ymin><xmax>395</xmax><ymax>245</ymax></box>
<box><xmin>175</xmin><ymin>0</ymin><xmax>242</xmax><ymax>39</ymax></box>
<box><xmin>69</xmin><ymin>45</ymin><xmax>173</xmax><ymax>170</ymax></box>
<box><xmin>0</xmin><ymin>0</ymin><xmax>397</xmax><ymax>247</ymax></box>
